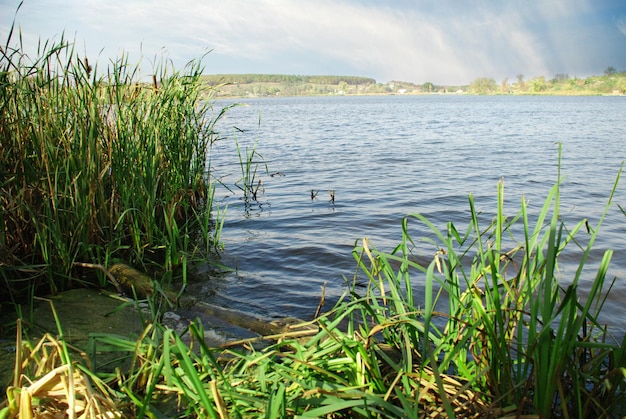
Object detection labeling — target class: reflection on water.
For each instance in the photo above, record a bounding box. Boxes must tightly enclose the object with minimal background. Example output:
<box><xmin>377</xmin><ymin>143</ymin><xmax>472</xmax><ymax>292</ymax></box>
<box><xmin>199</xmin><ymin>95</ymin><xmax>626</xmax><ymax>336</ymax></box>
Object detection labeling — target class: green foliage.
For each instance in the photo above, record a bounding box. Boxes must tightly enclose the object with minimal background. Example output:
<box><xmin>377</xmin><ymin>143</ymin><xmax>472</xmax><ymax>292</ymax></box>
<box><xmin>202</xmin><ymin>74</ymin><xmax>392</xmax><ymax>97</ymax></box>
<box><xmin>469</xmin><ymin>77</ymin><xmax>497</xmax><ymax>94</ymax></box>
<box><xmin>530</xmin><ymin>75</ymin><xmax>547</xmax><ymax>92</ymax></box>
<box><xmin>512</xmin><ymin>72</ymin><xmax>626</xmax><ymax>95</ymax></box>
<box><xmin>204</xmin><ymin>71</ymin><xmax>626</xmax><ymax>97</ymax></box>
<box><xmin>373</xmin><ymin>152</ymin><xmax>625</xmax><ymax>417</ymax></box>
<box><xmin>0</xmin><ymin>31</ymin><xmax>229</xmax><ymax>304</ymax></box>
<box><xmin>618</xmin><ymin>77</ymin><xmax>626</xmax><ymax>94</ymax></box>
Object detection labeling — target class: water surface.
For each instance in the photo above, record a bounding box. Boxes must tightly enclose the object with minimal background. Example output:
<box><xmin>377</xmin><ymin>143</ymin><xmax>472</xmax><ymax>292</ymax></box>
<box><xmin>198</xmin><ymin>95</ymin><xmax>626</xmax><ymax>336</ymax></box>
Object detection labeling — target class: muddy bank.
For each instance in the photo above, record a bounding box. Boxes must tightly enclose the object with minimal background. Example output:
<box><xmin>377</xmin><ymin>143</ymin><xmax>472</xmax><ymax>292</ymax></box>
<box><xmin>0</xmin><ymin>288</ymin><xmax>145</xmax><ymax>391</ymax></box>
<box><xmin>0</xmin><ymin>287</ymin><xmax>316</xmax><ymax>391</ymax></box>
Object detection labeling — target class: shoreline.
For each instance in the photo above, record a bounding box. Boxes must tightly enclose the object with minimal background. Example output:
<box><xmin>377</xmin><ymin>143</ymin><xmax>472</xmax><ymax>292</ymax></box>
<box><xmin>213</xmin><ymin>90</ymin><xmax>625</xmax><ymax>99</ymax></box>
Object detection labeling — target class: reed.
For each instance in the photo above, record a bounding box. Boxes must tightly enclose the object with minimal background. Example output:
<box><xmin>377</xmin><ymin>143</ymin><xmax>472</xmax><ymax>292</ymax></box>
<box><xmin>0</xmin><ymin>28</ymin><xmax>228</xmax><ymax>305</ymax></box>
<box><xmin>348</xmin><ymin>151</ymin><xmax>626</xmax><ymax>416</ymax></box>
<box><xmin>235</xmin><ymin>139</ymin><xmax>268</xmax><ymax>209</ymax></box>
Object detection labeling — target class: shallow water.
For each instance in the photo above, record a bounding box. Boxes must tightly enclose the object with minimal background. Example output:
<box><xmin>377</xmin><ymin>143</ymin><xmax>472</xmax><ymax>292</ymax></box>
<box><xmin>197</xmin><ymin>94</ymin><xmax>626</xmax><ymax>337</ymax></box>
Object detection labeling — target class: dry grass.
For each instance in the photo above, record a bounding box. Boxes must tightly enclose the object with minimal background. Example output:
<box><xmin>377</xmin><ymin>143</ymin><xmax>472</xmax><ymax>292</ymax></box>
<box><xmin>2</xmin><ymin>320</ymin><xmax>125</xmax><ymax>418</ymax></box>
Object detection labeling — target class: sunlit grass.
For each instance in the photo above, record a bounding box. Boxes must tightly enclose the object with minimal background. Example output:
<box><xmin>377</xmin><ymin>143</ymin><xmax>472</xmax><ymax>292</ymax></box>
<box><xmin>348</xmin><ymin>151</ymin><xmax>626</xmax><ymax>417</ymax></box>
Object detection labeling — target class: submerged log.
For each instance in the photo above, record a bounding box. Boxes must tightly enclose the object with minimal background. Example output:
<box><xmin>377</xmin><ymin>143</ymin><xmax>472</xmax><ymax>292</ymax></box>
<box><xmin>108</xmin><ymin>263</ymin><xmax>178</xmax><ymax>304</ymax></box>
<box><xmin>190</xmin><ymin>301</ymin><xmax>316</xmax><ymax>338</ymax></box>
<box><xmin>108</xmin><ymin>263</ymin><xmax>316</xmax><ymax>341</ymax></box>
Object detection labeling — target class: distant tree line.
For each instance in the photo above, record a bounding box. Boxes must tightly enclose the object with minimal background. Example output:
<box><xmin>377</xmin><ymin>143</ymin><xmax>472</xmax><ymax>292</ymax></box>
<box><xmin>201</xmin><ymin>67</ymin><xmax>626</xmax><ymax>97</ymax></box>
<box><xmin>202</xmin><ymin>74</ymin><xmax>376</xmax><ymax>86</ymax></box>
<box><xmin>468</xmin><ymin>67</ymin><xmax>626</xmax><ymax>95</ymax></box>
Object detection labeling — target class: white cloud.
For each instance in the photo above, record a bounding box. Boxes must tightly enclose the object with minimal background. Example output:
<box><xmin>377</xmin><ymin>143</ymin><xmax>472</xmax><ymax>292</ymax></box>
<box><xmin>618</xmin><ymin>16</ymin><xmax>626</xmax><ymax>36</ymax></box>
<box><xmin>2</xmin><ymin>0</ymin><xmax>623</xmax><ymax>84</ymax></box>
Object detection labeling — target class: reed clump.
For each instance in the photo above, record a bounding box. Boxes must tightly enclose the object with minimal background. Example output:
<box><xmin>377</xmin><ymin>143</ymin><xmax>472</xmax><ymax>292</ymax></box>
<box><xmin>0</xmin><ymin>29</ymin><xmax>229</xmax><ymax>304</ymax></box>
<box><xmin>348</xmin><ymin>166</ymin><xmax>626</xmax><ymax>417</ymax></box>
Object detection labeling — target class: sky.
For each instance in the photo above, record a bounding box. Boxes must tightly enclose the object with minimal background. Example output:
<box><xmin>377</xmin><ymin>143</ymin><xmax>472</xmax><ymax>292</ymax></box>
<box><xmin>1</xmin><ymin>0</ymin><xmax>625</xmax><ymax>85</ymax></box>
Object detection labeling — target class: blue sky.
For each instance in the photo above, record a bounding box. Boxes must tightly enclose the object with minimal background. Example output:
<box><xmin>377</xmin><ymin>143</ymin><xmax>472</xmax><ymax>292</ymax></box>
<box><xmin>1</xmin><ymin>0</ymin><xmax>625</xmax><ymax>85</ymax></box>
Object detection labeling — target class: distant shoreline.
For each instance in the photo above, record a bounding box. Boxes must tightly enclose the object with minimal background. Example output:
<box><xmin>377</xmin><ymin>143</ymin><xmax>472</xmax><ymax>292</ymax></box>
<box><xmin>212</xmin><ymin>90</ymin><xmax>624</xmax><ymax>100</ymax></box>
<box><xmin>204</xmin><ymin>72</ymin><xmax>626</xmax><ymax>98</ymax></box>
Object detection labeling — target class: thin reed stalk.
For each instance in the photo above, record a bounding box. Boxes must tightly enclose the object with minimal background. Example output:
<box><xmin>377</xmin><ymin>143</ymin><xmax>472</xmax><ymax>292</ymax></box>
<box><xmin>235</xmin><ymin>138</ymin><xmax>268</xmax><ymax>210</ymax></box>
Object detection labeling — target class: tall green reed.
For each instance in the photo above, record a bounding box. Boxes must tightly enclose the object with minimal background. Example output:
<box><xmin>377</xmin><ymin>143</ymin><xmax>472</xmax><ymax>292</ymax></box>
<box><xmin>351</xmin><ymin>152</ymin><xmax>626</xmax><ymax>416</ymax></box>
<box><xmin>0</xmin><ymin>30</ymin><xmax>228</xmax><ymax>304</ymax></box>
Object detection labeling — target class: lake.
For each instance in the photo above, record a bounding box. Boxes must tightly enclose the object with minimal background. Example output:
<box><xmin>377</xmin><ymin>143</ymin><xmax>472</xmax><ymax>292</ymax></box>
<box><xmin>196</xmin><ymin>94</ymin><xmax>626</xmax><ymax>337</ymax></box>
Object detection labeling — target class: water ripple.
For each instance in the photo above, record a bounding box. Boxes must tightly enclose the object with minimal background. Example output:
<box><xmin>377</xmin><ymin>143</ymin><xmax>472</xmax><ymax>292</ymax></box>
<box><xmin>209</xmin><ymin>95</ymin><xmax>626</xmax><ymax>327</ymax></box>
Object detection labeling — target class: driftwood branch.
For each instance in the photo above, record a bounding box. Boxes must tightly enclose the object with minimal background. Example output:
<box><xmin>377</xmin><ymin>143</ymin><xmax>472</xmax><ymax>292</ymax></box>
<box><xmin>314</xmin><ymin>281</ymin><xmax>327</xmax><ymax>318</ymax></box>
<box><xmin>73</xmin><ymin>262</ymin><xmax>123</xmax><ymax>294</ymax></box>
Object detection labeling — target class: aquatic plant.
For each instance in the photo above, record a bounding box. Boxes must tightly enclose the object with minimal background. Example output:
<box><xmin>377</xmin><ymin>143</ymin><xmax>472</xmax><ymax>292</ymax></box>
<box><xmin>0</xmin><ymin>26</ymin><xmax>229</xmax><ymax>306</ymax></box>
<box><xmin>234</xmin><ymin>138</ymin><xmax>268</xmax><ymax>210</ymax></box>
<box><xmin>348</xmin><ymin>153</ymin><xmax>626</xmax><ymax>416</ymax></box>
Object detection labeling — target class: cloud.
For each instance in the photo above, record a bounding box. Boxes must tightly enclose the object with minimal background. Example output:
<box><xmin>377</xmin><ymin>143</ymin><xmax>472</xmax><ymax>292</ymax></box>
<box><xmin>618</xmin><ymin>16</ymin><xmax>626</xmax><ymax>36</ymax></box>
<box><xmin>2</xmin><ymin>0</ymin><xmax>623</xmax><ymax>84</ymax></box>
